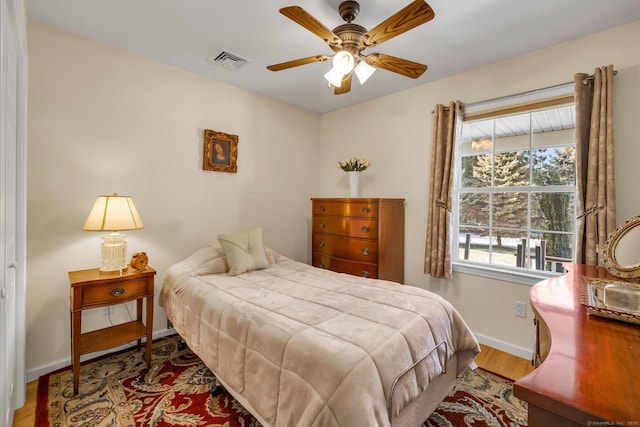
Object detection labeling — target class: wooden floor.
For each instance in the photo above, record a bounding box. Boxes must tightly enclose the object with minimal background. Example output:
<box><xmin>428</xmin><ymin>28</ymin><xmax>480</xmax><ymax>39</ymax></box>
<box><xmin>11</xmin><ymin>380</ymin><xmax>37</xmax><ymax>427</ymax></box>
<box><xmin>474</xmin><ymin>344</ymin><xmax>535</xmax><ymax>380</ymax></box>
<box><xmin>12</xmin><ymin>344</ymin><xmax>534</xmax><ymax>427</ymax></box>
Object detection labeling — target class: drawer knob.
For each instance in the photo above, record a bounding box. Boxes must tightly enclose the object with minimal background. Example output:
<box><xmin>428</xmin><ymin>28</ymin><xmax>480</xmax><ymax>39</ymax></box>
<box><xmin>361</xmin><ymin>271</ymin><xmax>370</xmax><ymax>278</ymax></box>
<box><xmin>320</xmin><ymin>222</ymin><xmax>326</xmax><ymax>228</ymax></box>
<box><xmin>361</xmin><ymin>248</ymin><xmax>370</xmax><ymax>256</ymax></box>
<box><xmin>110</xmin><ymin>287</ymin><xmax>125</xmax><ymax>297</ymax></box>
<box><xmin>362</xmin><ymin>207</ymin><xmax>371</xmax><ymax>213</ymax></box>
<box><xmin>319</xmin><ymin>241</ymin><xmax>326</xmax><ymax>248</ymax></box>
<box><xmin>319</xmin><ymin>206</ymin><xmax>326</xmax><ymax>212</ymax></box>
<box><xmin>361</xmin><ymin>225</ymin><xmax>371</xmax><ymax>233</ymax></box>
<box><xmin>319</xmin><ymin>262</ymin><xmax>325</xmax><ymax>268</ymax></box>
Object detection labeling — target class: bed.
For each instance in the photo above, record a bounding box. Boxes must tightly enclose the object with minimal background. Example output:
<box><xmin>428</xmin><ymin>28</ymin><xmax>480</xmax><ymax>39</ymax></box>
<box><xmin>160</xmin><ymin>237</ymin><xmax>480</xmax><ymax>427</ymax></box>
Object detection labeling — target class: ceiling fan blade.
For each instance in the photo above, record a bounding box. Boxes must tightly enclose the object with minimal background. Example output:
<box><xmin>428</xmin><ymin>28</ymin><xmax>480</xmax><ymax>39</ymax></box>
<box><xmin>267</xmin><ymin>54</ymin><xmax>330</xmax><ymax>71</ymax></box>
<box><xmin>362</xmin><ymin>0</ymin><xmax>435</xmax><ymax>48</ymax></box>
<box><xmin>364</xmin><ymin>53</ymin><xmax>427</xmax><ymax>79</ymax></box>
<box><xmin>280</xmin><ymin>6</ymin><xmax>342</xmax><ymax>47</ymax></box>
<box><xmin>334</xmin><ymin>74</ymin><xmax>352</xmax><ymax>95</ymax></box>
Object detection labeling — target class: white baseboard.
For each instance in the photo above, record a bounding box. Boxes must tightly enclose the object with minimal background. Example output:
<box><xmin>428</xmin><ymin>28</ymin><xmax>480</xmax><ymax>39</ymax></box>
<box><xmin>25</xmin><ymin>328</ymin><xmax>177</xmax><ymax>383</ymax></box>
<box><xmin>474</xmin><ymin>331</ymin><xmax>533</xmax><ymax>361</ymax></box>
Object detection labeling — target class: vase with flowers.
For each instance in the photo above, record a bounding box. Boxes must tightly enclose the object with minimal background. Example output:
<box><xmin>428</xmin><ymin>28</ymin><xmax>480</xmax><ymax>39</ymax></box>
<box><xmin>337</xmin><ymin>157</ymin><xmax>372</xmax><ymax>198</ymax></box>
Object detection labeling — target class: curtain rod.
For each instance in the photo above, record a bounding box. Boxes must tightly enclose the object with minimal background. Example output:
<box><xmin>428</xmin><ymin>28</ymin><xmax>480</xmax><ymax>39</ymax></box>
<box><xmin>432</xmin><ymin>69</ymin><xmax>617</xmax><ymax>114</ymax></box>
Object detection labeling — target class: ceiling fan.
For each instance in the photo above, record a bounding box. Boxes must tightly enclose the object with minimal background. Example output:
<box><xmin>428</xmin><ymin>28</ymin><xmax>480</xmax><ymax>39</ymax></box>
<box><xmin>266</xmin><ymin>0</ymin><xmax>435</xmax><ymax>95</ymax></box>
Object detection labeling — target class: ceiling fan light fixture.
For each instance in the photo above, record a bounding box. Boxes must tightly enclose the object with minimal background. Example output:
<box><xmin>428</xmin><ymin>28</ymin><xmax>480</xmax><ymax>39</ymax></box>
<box><xmin>355</xmin><ymin>61</ymin><xmax>375</xmax><ymax>84</ymax></box>
<box><xmin>324</xmin><ymin>68</ymin><xmax>344</xmax><ymax>87</ymax></box>
<box><xmin>332</xmin><ymin>51</ymin><xmax>354</xmax><ymax>74</ymax></box>
<box><xmin>268</xmin><ymin>1</ymin><xmax>434</xmax><ymax>95</ymax></box>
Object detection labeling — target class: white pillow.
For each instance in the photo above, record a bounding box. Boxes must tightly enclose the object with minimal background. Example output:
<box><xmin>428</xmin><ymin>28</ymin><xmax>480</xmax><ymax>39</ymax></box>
<box><xmin>184</xmin><ymin>245</ymin><xmax>229</xmax><ymax>275</ymax></box>
<box><xmin>218</xmin><ymin>227</ymin><xmax>269</xmax><ymax>276</ymax></box>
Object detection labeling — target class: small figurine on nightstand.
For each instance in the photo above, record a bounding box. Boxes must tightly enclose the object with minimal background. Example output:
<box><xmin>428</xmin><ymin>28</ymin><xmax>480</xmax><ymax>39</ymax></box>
<box><xmin>130</xmin><ymin>252</ymin><xmax>149</xmax><ymax>271</ymax></box>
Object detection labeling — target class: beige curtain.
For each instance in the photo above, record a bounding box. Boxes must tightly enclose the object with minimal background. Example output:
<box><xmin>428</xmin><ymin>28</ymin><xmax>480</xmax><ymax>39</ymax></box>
<box><xmin>424</xmin><ymin>101</ymin><xmax>463</xmax><ymax>278</ymax></box>
<box><xmin>575</xmin><ymin>65</ymin><xmax>616</xmax><ymax>265</ymax></box>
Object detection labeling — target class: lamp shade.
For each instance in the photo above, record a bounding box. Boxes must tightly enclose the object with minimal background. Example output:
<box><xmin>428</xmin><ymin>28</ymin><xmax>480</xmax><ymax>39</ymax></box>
<box><xmin>83</xmin><ymin>193</ymin><xmax>144</xmax><ymax>232</ymax></box>
<box><xmin>355</xmin><ymin>61</ymin><xmax>376</xmax><ymax>84</ymax></box>
<box><xmin>324</xmin><ymin>68</ymin><xmax>345</xmax><ymax>88</ymax></box>
<box><xmin>332</xmin><ymin>51</ymin><xmax>354</xmax><ymax>74</ymax></box>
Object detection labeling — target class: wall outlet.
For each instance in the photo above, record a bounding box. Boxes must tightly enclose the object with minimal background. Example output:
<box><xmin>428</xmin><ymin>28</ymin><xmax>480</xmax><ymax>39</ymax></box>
<box><xmin>102</xmin><ymin>306</ymin><xmax>114</xmax><ymax>316</ymax></box>
<box><xmin>514</xmin><ymin>301</ymin><xmax>527</xmax><ymax>318</ymax></box>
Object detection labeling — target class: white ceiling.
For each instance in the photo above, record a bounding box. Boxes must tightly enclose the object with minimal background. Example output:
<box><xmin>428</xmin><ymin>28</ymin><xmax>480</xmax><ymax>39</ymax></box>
<box><xmin>25</xmin><ymin>0</ymin><xmax>640</xmax><ymax>114</ymax></box>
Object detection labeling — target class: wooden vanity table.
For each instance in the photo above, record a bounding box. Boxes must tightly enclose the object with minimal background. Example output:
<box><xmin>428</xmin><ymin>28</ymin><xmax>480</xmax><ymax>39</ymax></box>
<box><xmin>513</xmin><ymin>263</ymin><xmax>640</xmax><ymax>425</ymax></box>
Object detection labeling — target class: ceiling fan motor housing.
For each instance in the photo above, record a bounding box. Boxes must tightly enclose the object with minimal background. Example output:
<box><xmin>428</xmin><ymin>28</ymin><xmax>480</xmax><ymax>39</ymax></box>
<box><xmin>332</xmin><ymin>23</ymin><xmax>366</xmax><ymax>56</ymax></box>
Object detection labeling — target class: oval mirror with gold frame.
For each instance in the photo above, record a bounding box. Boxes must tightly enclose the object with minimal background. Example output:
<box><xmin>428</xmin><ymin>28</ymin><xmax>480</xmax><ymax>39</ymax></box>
<box><xmin>603</xmin><ymin>216</ymin><xmax>640</xmax><ymax>279</ymax></box>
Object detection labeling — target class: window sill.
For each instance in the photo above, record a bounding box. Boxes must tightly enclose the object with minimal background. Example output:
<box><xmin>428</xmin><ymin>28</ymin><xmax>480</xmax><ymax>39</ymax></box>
<box><xmin>452</xmin><ymin>262</ymin><xmax>560</xmax><ymax>286</ymax></box>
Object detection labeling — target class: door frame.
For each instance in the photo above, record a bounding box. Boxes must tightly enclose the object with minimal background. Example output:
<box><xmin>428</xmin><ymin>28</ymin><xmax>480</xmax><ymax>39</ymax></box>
<box><xmin>0</xmin><ymin>0</ymin><xmax>28</xmax><ymax>423</ymax></box>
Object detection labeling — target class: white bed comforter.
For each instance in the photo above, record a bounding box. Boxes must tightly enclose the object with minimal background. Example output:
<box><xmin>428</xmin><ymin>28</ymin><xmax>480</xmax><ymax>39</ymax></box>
<box><xmin>159</xmin><ymin>246</ymin><xmax>480</xmax><ymax>427</ymax></box>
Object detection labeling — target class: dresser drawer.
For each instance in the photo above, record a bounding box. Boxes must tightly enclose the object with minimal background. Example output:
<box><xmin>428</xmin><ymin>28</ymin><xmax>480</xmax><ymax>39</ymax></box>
<box><xmin>81</xmin><ymin>278</ymin><xmax>151</xmax><ymax>307</ymax></box>
<box><xmin>313</xmin><ymin>254</ymin><xmax>377</xmax><ymax>279</ymax></box>
<box><xmin>313</xmin><ymin>233</ymin><xmax>378</xmax><ymax>262</ymax></box>
<box><xmin>313</xmin><ymin>201</ymin><xmax>378</xmax><ymax>218</ymax></box>
<box><xmin>312</xmin><ymin>216</ymin><xmax>378</xmax><ymax>239</ymax></box>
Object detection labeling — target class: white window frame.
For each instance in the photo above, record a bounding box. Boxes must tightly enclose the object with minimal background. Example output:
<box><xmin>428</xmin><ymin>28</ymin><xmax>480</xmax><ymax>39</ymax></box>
<box><xmin>451</xmin><ymin>82</ymin><xmax>577</xmax><ymax>286</ymax></box>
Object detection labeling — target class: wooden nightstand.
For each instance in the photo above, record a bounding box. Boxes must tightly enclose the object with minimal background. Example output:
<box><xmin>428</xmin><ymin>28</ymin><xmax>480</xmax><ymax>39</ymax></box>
<box><xmin>69</xmin><ymin>266</ymin><xmax>156</xmax><ymax>395</ymax></box>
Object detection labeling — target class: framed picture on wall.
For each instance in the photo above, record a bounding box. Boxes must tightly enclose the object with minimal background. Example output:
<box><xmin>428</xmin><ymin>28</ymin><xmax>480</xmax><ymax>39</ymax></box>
<box><xmin>203</xmin><ymin>129</ymin><xmax>238</xmax><ymax>173</ymax></box>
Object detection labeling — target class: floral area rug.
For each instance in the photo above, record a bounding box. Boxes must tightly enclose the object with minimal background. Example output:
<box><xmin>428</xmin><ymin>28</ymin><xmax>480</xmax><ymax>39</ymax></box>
<box><xmin>36</xmin><ymin>335</ymin><xmax>527</xmax><ymax>427</ymax></box>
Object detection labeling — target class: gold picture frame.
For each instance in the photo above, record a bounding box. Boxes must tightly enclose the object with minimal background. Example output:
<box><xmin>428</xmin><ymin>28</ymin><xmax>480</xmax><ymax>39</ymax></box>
<box><xmin>603</xmin><ymin>215</ymin><xmax>640</xmax><ymax>279</ymax></box>
<box><xmin>203</xmin><ymin>129</ymin><xmax>238</xmax><ymax>173</ymax></box>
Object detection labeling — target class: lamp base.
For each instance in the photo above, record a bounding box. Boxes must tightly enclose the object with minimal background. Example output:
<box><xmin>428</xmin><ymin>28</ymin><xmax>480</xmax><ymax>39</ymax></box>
<box><xmin>99</xmin><ymin>232</ymin><xmax>128</xmax><ymax>273</ymax></box>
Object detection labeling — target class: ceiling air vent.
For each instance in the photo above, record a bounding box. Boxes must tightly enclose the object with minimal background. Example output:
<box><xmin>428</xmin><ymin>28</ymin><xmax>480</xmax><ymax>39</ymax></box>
<box><xmin>208</xmin><ymin>50</ymin><xmax>252</xmax><ymax>71</ymax></box>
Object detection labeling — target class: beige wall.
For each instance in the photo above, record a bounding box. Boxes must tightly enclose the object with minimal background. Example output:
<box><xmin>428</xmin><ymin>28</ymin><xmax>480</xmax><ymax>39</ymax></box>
<box><xmin>26</xmin><ymin>18</ymin><xmax>640</xmax><ymax>376</ymax></box>
<box><xmin>318</xmin><ymin>19</ymin><xmax>640</xmax><ymax>355</ymax></box>
<box><xmin>26</xmin><ymin>21</ymin><xmax>321</xmax><ymax>375</ymax></box>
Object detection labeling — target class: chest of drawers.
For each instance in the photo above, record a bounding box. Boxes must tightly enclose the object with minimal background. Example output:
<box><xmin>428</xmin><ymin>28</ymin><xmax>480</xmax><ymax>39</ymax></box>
<box><xmin>311</xmin><ymin>198</ymin><xmax>405</xmax><ymax>283</ymax></box>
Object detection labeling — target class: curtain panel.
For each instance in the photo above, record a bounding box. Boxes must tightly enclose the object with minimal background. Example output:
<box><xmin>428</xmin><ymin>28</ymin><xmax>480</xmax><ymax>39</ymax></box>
<box><xmin>424</xmin><ymin>101</ymin><xmax>462</xmax><ymax>279</ymax></box>
<box><xmin>574</xmin><ymin>65</ymin><xmax>616</xmax><ymax>265</ymax></box>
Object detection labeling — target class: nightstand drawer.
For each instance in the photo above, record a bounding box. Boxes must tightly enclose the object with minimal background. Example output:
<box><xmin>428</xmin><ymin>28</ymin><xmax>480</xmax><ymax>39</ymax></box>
<box><xmin>81</xmin><ymin>278</ymin><xmax>150</xmax><ymax>307</ymax></box>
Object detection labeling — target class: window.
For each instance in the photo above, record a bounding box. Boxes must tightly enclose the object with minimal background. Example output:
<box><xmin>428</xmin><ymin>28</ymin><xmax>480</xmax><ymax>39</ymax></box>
<box><xmin>452</xmin><ymin>90</ymin><xmax>576</xmax><ymax>281</ymax></box>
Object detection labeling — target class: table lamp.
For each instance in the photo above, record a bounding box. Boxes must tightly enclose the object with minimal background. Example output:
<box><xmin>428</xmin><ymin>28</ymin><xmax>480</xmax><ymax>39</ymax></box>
<box><xmin>82</xmin><ymin>193</ymin><xmax>144</xmax><ymax>273</ymax></box>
